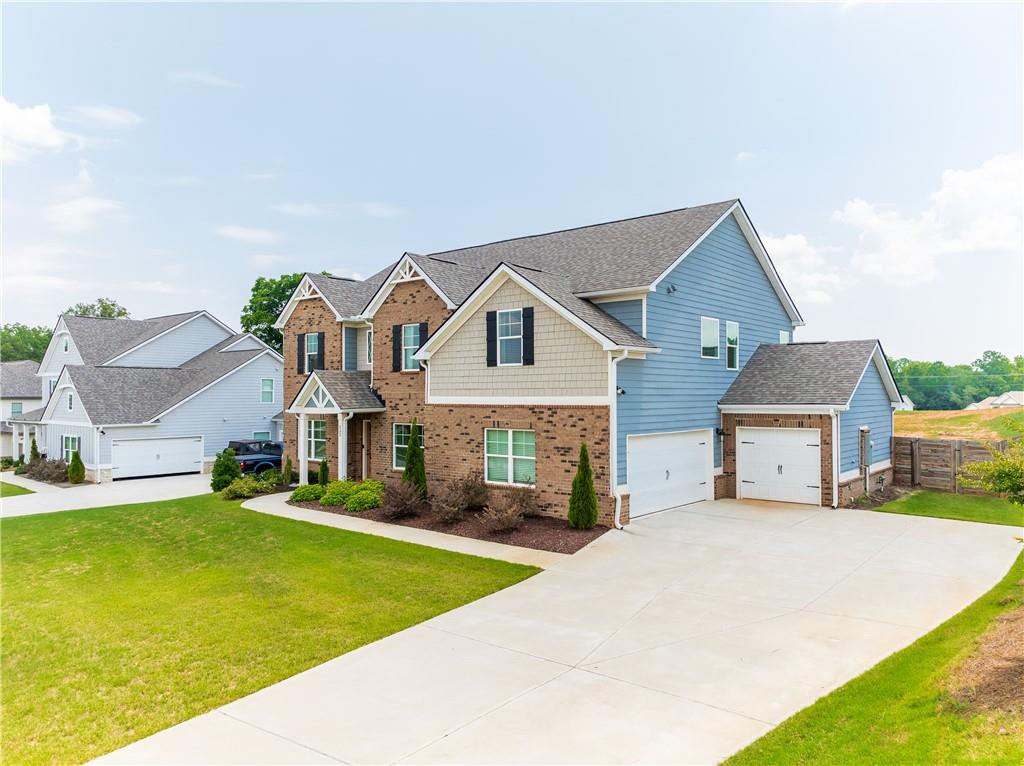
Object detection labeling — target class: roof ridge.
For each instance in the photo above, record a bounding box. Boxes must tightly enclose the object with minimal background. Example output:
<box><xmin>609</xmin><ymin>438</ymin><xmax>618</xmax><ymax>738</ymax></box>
<box><xmin>426</xmin><ymin>199</ymin><xmax>739</xmax><ymax>260</ymax></box>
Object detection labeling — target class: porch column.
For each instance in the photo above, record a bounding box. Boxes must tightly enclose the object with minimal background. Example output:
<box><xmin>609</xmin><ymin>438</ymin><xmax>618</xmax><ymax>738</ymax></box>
<box><xmin>21</xmin><ymin>424</ymin><xmax>29</xmax><ymax>460</ymax></box>
<box><xmin>338</xmin><ymin>413</ymin><xmax>351</xmax><ymax>481</ymax></box>
<box><xmin>297</xmin><ymin>413</ymin><xmax>308</xmax><ymax>484</ymax></box>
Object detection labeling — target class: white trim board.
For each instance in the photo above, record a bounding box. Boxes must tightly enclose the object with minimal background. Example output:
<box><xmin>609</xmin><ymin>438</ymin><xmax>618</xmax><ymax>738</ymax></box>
<box><xmin>360</xmin><ymin>254</ymin><xmax>458</xmax><ymax>318</ymax></box>
<box><xmin>719</xmin><ymin>404</ymin><xmax>849</xmax><ymax>414</ymax></box>
<box><xmin>273</xmin><ymin>275</ymin><xmax>347</xmax><ymax>329</ymax></box>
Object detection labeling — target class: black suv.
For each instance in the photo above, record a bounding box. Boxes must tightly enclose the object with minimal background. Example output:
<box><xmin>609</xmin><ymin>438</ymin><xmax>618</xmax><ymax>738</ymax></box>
<box><xmin>227</xmin><ymin>440</ymin><xmax>284</xmax><ymax>474</ymax></box>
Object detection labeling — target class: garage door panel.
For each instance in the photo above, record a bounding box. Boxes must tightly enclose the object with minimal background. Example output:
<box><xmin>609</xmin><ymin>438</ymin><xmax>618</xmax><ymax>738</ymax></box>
<box><xmin>737</xmin><ymin>427</ymin><xmax>821</xmax><ymax>506</ymax></box>
<box><xmin>112</xmin><ymin>437</ymin><xmax>203</xmax><ymax>480</ymax></box>
<box><xmin>627</xmin><ymin>430</ymin><xmax>712</xmax><ymax>518</ymax></box>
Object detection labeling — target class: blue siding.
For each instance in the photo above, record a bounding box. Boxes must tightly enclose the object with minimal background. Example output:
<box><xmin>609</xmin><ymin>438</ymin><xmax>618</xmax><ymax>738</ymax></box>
<box><xmin>113</xmin><ymin>315</ymin><xmax>232</xmax><ymax>368</ymax></box>
<box><xmin>840</xmin><ymin>361</ymin><xmax>893</xmax><ymax>474</ymax></box>
<box><xmin>615</xmin><ymin>214</ymin><xmax>792</xmax><ymax>484</ymax></box>
<box><xmin>344</xmin><ymin>327</ymin><xmax>358</xmax><ymax>371</ymax></box>
<box><xmin>43</xmin><ymin>424</ymin><xmax>97</xmax><ymax>466</ymax></box>
<box><xmin>600</xmin><ymin>300</ymin><xmax>644</xmax><ymax>336</ymax></box>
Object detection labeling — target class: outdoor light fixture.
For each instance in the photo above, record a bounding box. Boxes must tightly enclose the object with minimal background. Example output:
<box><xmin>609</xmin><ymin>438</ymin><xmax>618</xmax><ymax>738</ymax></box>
<box><xmin>616</xmin><ymin>386</ymin><xmax>626</xmax><ymax>396</ymax></box>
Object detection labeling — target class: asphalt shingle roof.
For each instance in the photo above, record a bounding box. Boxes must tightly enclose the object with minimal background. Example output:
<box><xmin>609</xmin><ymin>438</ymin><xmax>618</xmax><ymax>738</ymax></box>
<box><xmin>0</xmin><ymin>360</ymin><xmax>41</xmax><ymax>398</ymax></box>
<box><xmin>62</xmin><ymin>312</ymin><xmax>206</xmax><ymax>365</ymax></box>
<box><xmin>312</xmin><ymin>370</ymin><xmax>385</xmax><ymax>411</ymax></box>
<box><xmin>305</xmin><ymin>273</ymin><xmax>382</xmax><ymax>318</ymax></box>
<box><xmin>8</xmin><ymin>406</ymin><xmax>45</xmax><ymax>423</ymax></box>
<box><xmin>719</xmin><ymin>340</ymin><xmax>889</xmax><ymax>407</ymax></box>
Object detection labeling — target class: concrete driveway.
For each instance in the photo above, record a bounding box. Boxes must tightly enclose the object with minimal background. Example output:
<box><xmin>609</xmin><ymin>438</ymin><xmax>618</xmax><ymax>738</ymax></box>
<box><xmin>96</xmin><ymin>499</ymin><xmax>1020</xmax><ymax>765</ymax></box>
<box><xmin>1</xmin><ymin>473</ymin><xmax>211</xmax><ymax>517</ymax></box>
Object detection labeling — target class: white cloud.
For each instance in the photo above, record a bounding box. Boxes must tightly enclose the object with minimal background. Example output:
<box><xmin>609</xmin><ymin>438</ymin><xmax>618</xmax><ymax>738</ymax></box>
<box><xmin>273</xmin><ymin>202</ymin><xmax>324</xmax><ymax>217</ymax></box>
<box><xmin>170</xmin><ymin>70</ymin><xmax>243</xmax><ymax>89</ymax></box>
<box><xmin>216</xmin><ymin>225</ymin><xmax>280</xmax><ymax>245</ymax></box>
<box><xmin>45</xmin><ymin>196</ymin><xmax>123</xmax><ymax>232</ymax></box>
<box><xmin>734</xmin><ymin>150</ymin><xmax>756</xmax><ymax>165</ymax></box>
<box><xmin>763</xmin><ymin>233</ymin><xmax>846</xmax><ymax>304</ymax></box>
<box><xmin>71</xmin><ymin>104</ymin><xmax>143</xmax><ymax>128</ymax></box>
<box><xmin>833</xmin><ymin>153</ymin><xmax>1023</xmax><ymax>283</ymax></box>
<box><xmin>1</xmin><ymin>96</ymin><xmax>73</xmax><ymax>162</ymax></box>
<box><xmin>356</xmin><ymin>201</ymin><xmax>404</xmax><ymax>218</ymax></box>
<box><xmin>247</xmin><ymin>254</ymin><xmax>291</xmax><ymax>269</ymax></box>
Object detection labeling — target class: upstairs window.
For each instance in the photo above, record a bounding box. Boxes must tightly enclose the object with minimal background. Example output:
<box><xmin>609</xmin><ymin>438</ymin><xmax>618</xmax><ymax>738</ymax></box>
<box><xmin>305</xmin><ymin>334</ymin><xmax>319</xmax><ymax>374</ymax></box>
<box><xmin>700</xmin><ymin>317</ymin><xmax>720</xmax><ymax>359</ymax></box>
<box><xmin>726</xmin><ymin>321</ymin><xmax>740</xmax><ymax>370</ymax></box>
<box><xmin>67</xmin><ymin>393</ymin><xmax>74</xmax><ymax>411</ymax></box>
<box><xmin>260</xmin><ymin>378</ymin><xmax>274</xmax><ymax>403</ymax></box>
<box><xmin>497</xmin><ymin>309</ymin><xmax>523</xmax><ymax>365</ymax></box>
<box><xmin>62</xmin><ymin>435</ymin><xmax>81</xmax><ymax>463</ymax></box>
<box><xmin>401</xmin><ymin>324</ymin><xmax>421</xmax><ymax>371</ymax></box>
<box><xmin>366</xmin><ymin>329</ymin><xmax>373</xmax><ymax>366</ymax></box>
<box><xmin>63</xmin><ymin>337</ymin><xmax>69</xmax><ymax>353</ymax></box>
<box><xmin>779</xmin><ymin>330</ymin><xmax>791</xmax><ymax>344</ymax></box>
<box><xmin>11</xmin><ymin>402</ymin><xmax>22</xmax><ymax>417</ymax></box>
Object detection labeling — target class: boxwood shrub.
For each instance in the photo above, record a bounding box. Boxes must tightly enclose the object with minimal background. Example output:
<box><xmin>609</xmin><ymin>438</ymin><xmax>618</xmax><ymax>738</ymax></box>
<box><xmin>345</xmin><ymin>487</ymin><xmax>383</xmax><ymax>512</ymax></box>
<box><xmin>289</xmin><ymin>483</ymin><xmax>325</xmax><ymax>502</ymax></box>
<box><xmin>319</xmin><ymin>480</ymin><xmax>361</xmax><ymax>507</ymax></box>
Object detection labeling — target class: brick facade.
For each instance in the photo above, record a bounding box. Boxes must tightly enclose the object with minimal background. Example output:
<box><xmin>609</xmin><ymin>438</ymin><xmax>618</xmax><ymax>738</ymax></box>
<box><xmin>838</xmin><ymin>466</ymin><xmax>895</xmax><ymax>505</ymax></box>
<box><xmin>720</xmin><ymin>412</ymin><xmax>835</xmax><ymax>507</ymax></box>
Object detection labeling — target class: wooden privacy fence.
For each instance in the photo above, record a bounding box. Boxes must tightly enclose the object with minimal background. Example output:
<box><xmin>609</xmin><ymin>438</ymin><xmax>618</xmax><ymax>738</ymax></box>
<box><xmin>893</xmin><ymin>436</ymin><xmax>1007</xmax><ymax>494</ymax></box>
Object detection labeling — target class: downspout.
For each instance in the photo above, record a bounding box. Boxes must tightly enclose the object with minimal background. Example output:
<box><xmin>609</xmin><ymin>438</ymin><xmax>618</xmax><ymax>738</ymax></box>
<box><xmin>830</xmin><ymin>408</ymin><xmax>840</xmax><ymax>508</ymax></box>
<box><xmin>339</xmin><ymin>411</ymin><xmax>356</xmax><ymax>480</ymax></box>
<box><xmin>610</xmin><ymin>350</ymin><xmax>629</xmax><ymax>530</ymax></box>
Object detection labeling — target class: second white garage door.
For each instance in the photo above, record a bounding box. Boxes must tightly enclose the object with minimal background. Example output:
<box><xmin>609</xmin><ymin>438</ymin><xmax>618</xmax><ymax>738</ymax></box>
<box><xmin>737</xmin><ymin>427</ymin><xmax>822</xmax><ymax>505</ymax></box>
<box><xmin>627</xmin><ymin>430</ymin><xmax>712</xmax><ymax>518</ymax></box>
<box><xmin>111</xmin><ymin>436</ymin><xmax>203</xmax><ymax>480</ymax></box>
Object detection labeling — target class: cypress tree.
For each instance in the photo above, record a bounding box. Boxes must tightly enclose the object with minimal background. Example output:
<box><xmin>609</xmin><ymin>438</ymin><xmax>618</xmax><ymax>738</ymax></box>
<box><xmin>318</xmin><ymin>458</ymin><xmax>329</xmax><ymax>486</ymax></box>
<box><xmin>402</xmin><ymin>419</ymin><xmax>427</xmax><ymax>500</ymax></box>
<box><xmin>568</xmin><ymin>441</ymin><xmax>598</xmax><ymax>529</ymax></box>
<box><xmin>282</xmin><ymin>455</ymin><xmax>294</xmax><ymax>485</ymax></box>
<box><xmin>67</xmin><ymin>451</ymin><xmax>86</xmax><ymax>483</ymax></box>
<box><xmin>211</xmin><ymin>448</ymin><xmax>242</xmax><ymax>491</ymax></box>
<box><xmin>29</xmin><ymin>437</ymin><xmax>40</xmax><ymax>463</ymax></box>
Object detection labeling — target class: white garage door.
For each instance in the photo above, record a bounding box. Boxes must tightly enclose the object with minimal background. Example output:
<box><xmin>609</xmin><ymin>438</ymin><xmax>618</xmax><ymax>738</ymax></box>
<box><xmin>627</xmin><ymin>430</ymin><xmax>712</xmax><ymax>518</ymax></box>
<box><xmin>737</xmin><ymin>427</ymin><xmax>822</xmax><ymax>505</ymax></box>
<box><xmin>111</xmin><ymin>436</ymin><xmax>203</xmax><ymax>480</ymax></box>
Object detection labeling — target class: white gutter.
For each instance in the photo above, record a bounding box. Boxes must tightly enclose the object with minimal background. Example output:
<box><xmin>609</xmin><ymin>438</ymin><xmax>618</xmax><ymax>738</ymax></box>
<box><xmin>831</xmin><ymin>408</ymin><xmax>840</xmax><ymax>508</ymax></box>
<box><xmin>609</xmin><ymin>350</ymin><xmax>629</xmax><ymax>530</ymax></box>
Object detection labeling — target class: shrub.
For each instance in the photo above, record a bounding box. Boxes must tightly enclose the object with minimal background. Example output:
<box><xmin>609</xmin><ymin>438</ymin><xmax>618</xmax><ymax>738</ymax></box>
<box><xmin>67</xmin><ymin>451</ymin><xmax>86</xmax><ymax>484</ymax></box>
<box><xmin>317</xmin><ymin>459</ymin><xmax>329</xmax><ymax>486</ymax></box>
<box><xmin>481</xmin><ymin>495</ymin><xmax>524</xmax><ymax>533</ymax></box>
<box><xmin>25</xmin><ymin>458</ymin><xmax>68</xmax><ymax>483</ymax></box>
<box><xmin>1</xmin><ymin>456</ymin><xmax>14</xmax><ymax>470</ymax></box>
<box><xmin>346</xmin><ymin>487</ymin><xmax>383</xmax><ymax>512</ymax></box>
<box><xmin>402</xmin><ymin>419</ymin><xmax>427</xmax><ymax>500</ymax></box>
<box><xmin>507</xmin><ymin>486</ymin><xmax>541</xmax><ymax>517</ymax></box>
<box><xmin>258</xmin><ymin>468</ymin><xmax>282</xmax><ymax>486</ymax></box>
<box><xmin>14</xmin><ymin>462</ymin><xmax>28</xmax><ymax>475</ymax></box>
<box><xmin>453</xmin><ymin>476</ymin><xmax>489</xmax><ymax>510</ymax></box>
<box><xmin>282</xmin><ymin>455</ymin><xmax>295</xmax><ymax>485</ymax></box>
<box><xmin>567</xmin><ymin>442</ymin><xmax>598</xmax><ymax>529</ymax></box>
<box><xmin>221</xmin><ymin>476</ymin><xmax>274</xmax><ymax>500</ymax></box>
<box><xmin>319</xmin><ymin>479</ymin><xmax>361</xmax><ymax>507</ymax></box>
<box><xmin>433</xmin><ymin>482</ymin><xmax>467</xmax><ymax>524</ymax></box>
<box><xmin>289</xmin><ymin>483</ymin><xmax>325</xmax><ymax>502</ymax></box>
<box><xmin>211</xmin><ymin>448</ymin><xmax>242</xmax><ymax>491</ymax></box>
<box><xmin>382</xmin><ymin>479</ymin><xmax>421</xmax><ymax>519</ymax></box>
<box><xmin>29</xmin><ymin>437</ymin><xmax>40</xmax><ymax>463</ymax></box>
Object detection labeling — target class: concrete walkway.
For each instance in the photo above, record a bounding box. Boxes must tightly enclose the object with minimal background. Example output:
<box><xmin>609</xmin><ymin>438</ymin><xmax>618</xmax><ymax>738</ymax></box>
<box><xmin>95</xmin><ymin>499</ymin><xmax>1021</xmax><ymax>765</ymax></box>
<box><xmin>0</xmin><ymin>473</ymin><xmax>211</xmax><ymax>517</ymax></box>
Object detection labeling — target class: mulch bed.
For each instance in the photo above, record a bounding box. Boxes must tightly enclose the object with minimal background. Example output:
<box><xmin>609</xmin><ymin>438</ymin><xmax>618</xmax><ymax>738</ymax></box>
<box><xmin>947</xmin><ymin>601</ymin><xmax>1024</xmax><ymax>717</ymax></box>
<box><xmin>288</xmin><ymin>500</ymin><xmax>607</xmax><ymax>554</ymax></box>
<box><xmin>845</xmin><ymin>485</ymin><xmax>911</xmax><ymax>510</ymax></box>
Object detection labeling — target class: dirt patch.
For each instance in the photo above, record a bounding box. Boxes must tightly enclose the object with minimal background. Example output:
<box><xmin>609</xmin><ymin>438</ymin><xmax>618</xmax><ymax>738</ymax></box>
<box><xmin>289</xmin><ymin>500</ymin><xmax>607</xmax><ymax>554</ymax></box>
<box><xmin>895</xmin><ymin>408</ymin><xmax>1020</xmax><ymax>441</ymax></box>
<box><xmin>947</xmin><ymin>601</ymin><xmax>1024</xmax><ymax>717</ymax></box>
<box><xmin>844</xmin><ymin>485</ymin><xmax>912</xmax><ymax>510</ymax></box>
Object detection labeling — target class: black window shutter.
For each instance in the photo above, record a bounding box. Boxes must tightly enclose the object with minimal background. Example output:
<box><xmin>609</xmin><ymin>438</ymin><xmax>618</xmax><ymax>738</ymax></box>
<box><xmin>522</xmin><ymin>307</ymin><xmax>535</xmax><ymax>365</ymax></box>
<box><xmin>316</xmin><ymin>331</ymin><xmax>325</xmax><ymax>370</ymax></box>
<box><xmin>418</xmin><ymin>322</ymin><xmax>428</xmax><ymax>346</ymax></box>
<box><xmin>392</xmin><ymin>324</ymin><xmax>401</xmax><ymax>372</ymax></box>
<box><xmin>486</xmin><ymin>311</ymin><xmax>497</xmax><ymax>367</ymax></box>
<box><xmin>296</xmin><ymin>333</ymin><xmax>305</xmax><ymax>374</ymax></box>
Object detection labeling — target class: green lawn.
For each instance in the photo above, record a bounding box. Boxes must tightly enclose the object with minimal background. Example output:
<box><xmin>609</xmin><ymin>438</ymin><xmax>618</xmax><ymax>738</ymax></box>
<box><xmin>725</xmin><ymin>552</ymin><xmax>1024</xmax><ymax>765</ymax></box>
<box><xmin>0</xmin><ymin>479</ymin><xmax>33</xmax><ymax>497</ymax></box>
<box><xmin>1</xmin><ymin>493</ymin><xmax>539</xmax><ymax>766</ymax></box>
<box><xmin>874</xmin><ymin>490</ymin><xmax>1024</xmax><ymax>527</ymax></box>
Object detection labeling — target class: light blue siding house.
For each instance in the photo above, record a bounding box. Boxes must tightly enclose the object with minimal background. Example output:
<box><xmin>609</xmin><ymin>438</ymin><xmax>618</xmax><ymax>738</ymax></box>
<box><xmin>9</xmin><ymin>311</ymin><xmax>283</xmax><ymax>482</ymax></box>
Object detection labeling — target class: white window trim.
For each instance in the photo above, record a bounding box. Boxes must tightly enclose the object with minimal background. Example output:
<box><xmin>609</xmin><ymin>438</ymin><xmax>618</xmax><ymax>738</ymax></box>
<box><xmin>10</xmin><ymin>402</ymin><xmax>23</xmax><ymax>417</ymax></box>
<box><xmin>305</xmin><ymin>333</ymin><xmax>319</xmax><ymax>374</ymax></box>
<box><xmin>253</xmin><ymin>430</ymin><xmax>272</xmax><ymax>441</ymax></box>
<box><xmin>700</xmin><ymin>316</ymin><xmax>720</xmax><ymax>359</ymax></box>
<box><xmin>62</xmin><ymin>434</ymin><xmax>81</xmax><ymax>463</ymax></box>
<box><xmin>726</xmin><ymin>320</ymin><xmax>740</xmax><ymax>371</ymax></box>
<box><xmin>67</xmin><ymin>393</ymin><xmax>74</xmax><ymax>412</ymax></box>
<box><xmin>496</xmin><ymin>308</ymin><xmax>524</xmax><ymax>367</ymax></box>
<box><xmin>401</xmin><ymin>324</ymin><xmax>420</xmax><ymax>372</ymax></box>
<box><xmin>260</xmin><ymin>377</ymin><xmax>275</xmax><ymax>404</ymax></box>
<box><xmin>484</xmin><ymin>428</ymin><xmax>536</xmax><ymax>486</ymax></box>
<box><xmin>306</xmin><ymin>419</ymin><xmax>327</xmax><ymax>460</ymax></box>
<box><xmin>392</xmin><ymin>422</ymin><xmax>425</xmax><ymax>470</ymax></box>
<box><xmin>366</xmin><ymin>329</ymin><xmax>373</xmax><ymax>366</ymax></box>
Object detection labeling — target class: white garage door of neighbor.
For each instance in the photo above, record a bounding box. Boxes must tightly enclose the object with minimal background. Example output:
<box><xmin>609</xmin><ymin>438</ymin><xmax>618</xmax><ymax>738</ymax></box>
<box><xmin>737</xmin><ymin>427</ymin><xmax>822</xmax><ymax>505</ymax></box>
<box><xmin>627</xmin><ymin>430</ymin><xmax>712</xmax><ymax>518</ymax></box>
<box><xmin>111</xmin><ymin>436</ymin><xmax>203</xmax><ymax>480</ymax></box>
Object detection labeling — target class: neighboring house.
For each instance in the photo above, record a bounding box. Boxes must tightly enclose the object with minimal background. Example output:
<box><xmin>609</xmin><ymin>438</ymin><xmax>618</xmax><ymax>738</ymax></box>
<box><xmin>894</xmin><ymin>395</ymin><xmax>914</xmax><ymax>411</ymax></box>
<box><xmin>8</xmin><ymin>311</ymin><xmax>283</xmax><ymax>482</ymax></box>
<box><xmin>965</xmin><ymin>396</ymin><xmax>998</xmax><ymax>410</ymax></box>
<box><xmin>277</xmin><ymin>199</ymin><xmax>902</xmax><ymax>526</ymax></box>
<box><xmin>0</xmin><ymin>361</ymin><xmax>44</xmax><ymax>459</ymax></box>
<box><xmin>990</xmin><ymin>390</ymin><xmax>1024</xmax><ymax>408</ymax></box>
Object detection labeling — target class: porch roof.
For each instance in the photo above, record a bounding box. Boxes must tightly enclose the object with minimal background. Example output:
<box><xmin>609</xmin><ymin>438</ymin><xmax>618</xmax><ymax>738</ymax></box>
<box><xmin>288</xmin><ymin>370</ymin><xmax>385</xmax><ymax>413</ymax></box>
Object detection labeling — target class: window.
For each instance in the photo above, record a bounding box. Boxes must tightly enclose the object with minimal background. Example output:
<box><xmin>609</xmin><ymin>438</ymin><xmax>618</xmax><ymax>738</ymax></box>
<box><xmin>366</xmin><ymin>329</ymin><xmax>373</xmax><ymax>366</ymax></box>
<box><xmin>63</xmin><ymin>337</ymin><xmax>69</xmax><ymax>353</ymax></box>
<box><xmin>392</xmin><ymin>423</ymin><xmax>425</xmax><ymax>469</ymax></box>
<box><xmin>401</xmin><ymin>324</ymin><xmax>420</xmax><ymax>371</ymax></box>
<box><xmin>485</xmin><ymin>429</ymin><xmax>536</xmax><ymax>485</ymax></box>
<box><xmin>779</xmin><ymin>330</ymin><xmax>791</xmax><ymax>344</ymax></box>
<box><xmin>67</xmin><ymin>393</ymin><xmax>74</xmax><ymax>411</ymax></box>
<box><xmin>726</xmin><ymin>321</ymin><xmax>739</xmax><ymax>370</ymax></box>
<box><xmin>62</xmin><ymin>435</ymin><xmax>80</xmax><ymax>463</ymax></box>
<box><xmin>10</xmin><ymin>402</ymin><xmax>22</xmax><ymax>417</ymax></box>
<box><xmin>305</xmin><ymin>333</ymin><xmax>319</xmax><ymax>373</ymax></box>
<box><xmin>49</xmin><ymin>379</ymin><xmax>57</xmax><ymax>395</ymax></box>
<box><xmin>260</xmin><ymin>378</ymin><xmax>274</xmax><ymax>403</ymax></box>
<box><xmin>497</xmin><ymin>309</ymin><xmax>523</xmax><ymax>365</ymax></box>
<box><xmin>306</xmin><ymin>420</ymin><xmax>326</xmax><ymax>460</ymax></box>
<box><xmin>253</xmin><ymin>431</ymin><xmax>271</xmax><ymax>441</ymax></box>
<box><xmin>700</xmin><ymin>317</ymin><xmax>720</xmax><ymax>359</ymax></box>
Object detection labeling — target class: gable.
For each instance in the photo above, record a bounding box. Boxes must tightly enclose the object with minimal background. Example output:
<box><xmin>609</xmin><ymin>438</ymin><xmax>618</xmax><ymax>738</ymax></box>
<box><xmin>38</xmin><ymin>318</ymin><xmax>84</xmax><ymax>378</ymax></box>
<box><xmin>109</xmin><ymin>313</ymin><xmax>233</xmax><ymax>368</ymax></box>
<box><xmin>41</xmin><ymin>369</ymin><xmax>93</xmax><ymax>424</ymax></box>
<box><xmin>361</xmin><ymin>255</ymin><xmax>458</xmax><ymax>318</ymax></box>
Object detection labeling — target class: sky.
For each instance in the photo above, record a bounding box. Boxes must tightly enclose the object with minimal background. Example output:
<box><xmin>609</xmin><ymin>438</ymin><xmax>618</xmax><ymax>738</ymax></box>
<box><xmin>2</xmin><ymin>1</ymin><xmax>1022</xmax><ymax>364</ymax></box>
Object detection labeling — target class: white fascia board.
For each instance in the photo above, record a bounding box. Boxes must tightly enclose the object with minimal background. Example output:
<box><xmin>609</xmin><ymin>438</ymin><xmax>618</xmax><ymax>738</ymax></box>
<box><xmin>220</xmin><ymin>333</ymin><xmax>285</xmax><ymax>361</ymax></box>
<box><xmin>273</xmin><ymin>275</ymin><xmax>344</xmax><ymax>329</ymax></box>
<box><xmin>103</xmin><ymin>311</ymin><xmax>235</xmax><ymax>365</ymax></box>
<box><xmin>426</xmin><ymin>395</ymin><xmax>611</xmax><ymax>406</ymax></box>
<box><xmin>40</xmin><ymin>368</ymin><xmax>95</xmax><ymax>425</ymax></box>
<box><xmin>649</xmin><ymin>203</ymin><xmax>738</xmax><ymax>292</ymax></box>
<box><xmin>36</xmin><ymin>316</ymin><xmax>69</xmax><ymax>376</ymax></box>
<box><xmin>360</xmin><ymin>255</ymin><xmax>457</xmax><ymax>319</ymax></box>
<box><xmin>846</xmin><ymin>343</ymin><xmax>902</xmax><ymax>407</ymax></box>
<box><xmin>719</xmin><ymin>403</ymin><xmax>849</xmax><ymax>414</ymax></box>
<box><xmin>148</xmin><ymin>351</ymin><xmax>272</xmax><ymax>422</ymax></box>
<box><xmin>582</xmin><ymin>288</ymin><xmax>651</xmax><ymax>302</ymax></box>
<box><xmin>288</xmin><ymin>371</ymin><xmax>335</xmax><ymax>411</ymax></box>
